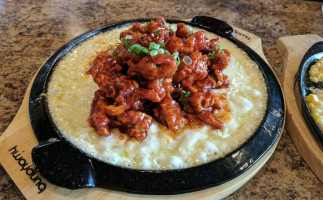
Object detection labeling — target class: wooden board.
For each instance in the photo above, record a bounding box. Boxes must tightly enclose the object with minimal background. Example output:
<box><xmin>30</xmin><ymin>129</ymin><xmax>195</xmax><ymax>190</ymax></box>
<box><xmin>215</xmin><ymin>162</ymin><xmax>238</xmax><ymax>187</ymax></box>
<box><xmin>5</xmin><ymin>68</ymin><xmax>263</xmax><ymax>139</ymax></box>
<box><xmin>0</xmin><ymin>26</ymin><xmax>282</xmax><ymax>200</ymax></box>
<box><xmin>277</xmin><ymin>34</ymin><xmax>323</xmax><ymax>183</ymax></box>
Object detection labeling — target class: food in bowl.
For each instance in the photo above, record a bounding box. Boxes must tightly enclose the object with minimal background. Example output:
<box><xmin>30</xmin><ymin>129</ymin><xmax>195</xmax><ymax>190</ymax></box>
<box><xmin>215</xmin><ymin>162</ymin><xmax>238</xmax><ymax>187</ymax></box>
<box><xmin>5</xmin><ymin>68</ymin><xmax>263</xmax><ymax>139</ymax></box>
<box><xmin>47</xmin><ymin>18</ymin><xmax>267</xmax><ymax>170</ymax></box>
<box><xmin>306</xmin><ymin>58</ymin><xmax>323</xmax><ymax>130</ymax></box>
<box><xmin>306</xmin><ymin>93</ymin><xmax>323</xmax><ymax>130</ymax></box>
<box><xmin>87</xmin><ymin>18</ymin><xmax>231</xmax><ymax>141</ymax></box>
<box><xmin>308</xmin><ymin>58</ymin><xmax>323</xmax><ymax>83</ymax></box>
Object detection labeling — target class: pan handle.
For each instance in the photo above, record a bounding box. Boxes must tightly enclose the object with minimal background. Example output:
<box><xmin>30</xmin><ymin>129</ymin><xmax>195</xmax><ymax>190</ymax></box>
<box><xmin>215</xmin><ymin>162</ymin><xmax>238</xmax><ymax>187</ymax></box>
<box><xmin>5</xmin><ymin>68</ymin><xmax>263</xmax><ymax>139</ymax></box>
<box><xmin>191</xmin><ymin>16</ymin><xmax>233</xmax><ymax>37</ymax></box>
<box><xmin>32</xmin><ymin>139</ymin><xmax>96</xmax><ymax>189</ymax></box>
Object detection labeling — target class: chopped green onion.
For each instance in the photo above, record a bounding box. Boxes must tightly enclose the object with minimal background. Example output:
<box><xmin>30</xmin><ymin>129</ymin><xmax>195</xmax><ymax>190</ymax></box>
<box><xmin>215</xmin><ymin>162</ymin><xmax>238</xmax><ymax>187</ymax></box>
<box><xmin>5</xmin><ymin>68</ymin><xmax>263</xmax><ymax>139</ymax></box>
<box><xmin>158</xmin><ymin>48</ymin><xmax>165</xmax><ymax>54</ymax></box>
<box><xmin>186</xmin><ymin>26</ymin><xmax>194</xmax><ymax>36</ymax></box>
<box><xmin>179</xmin><ymin>96</ymin><xmax>184</xmax><ymax>102</ymax></box>
<box><xmin>165</xmin><ymin>50</ymin><xmax>171</xmax><ymax>55</ymax></box>
<box><xmin>149</xmin><ymin>42</ymin><xmax>160</xmax><ymax>51</ymax></box>
<box><xmin>121</xmin><ymin>38</ymin><xmax>131</xmax><ymax>47</ymax></box>
<box><xmin>184</xmin><ymin>91</ymin><xmax>191</xmax><ymax>107</ymax></box>
<box><xmin>150</xmin><ymin>50</ymin><xmax>158</xmax><ymax>56</ymax></box>
<box><xmin>187</xmin><ymin>31</ymin><xmax>193</xmax><ymax>37</ymax></box>
<box><xmin>159</xmin><ymin>78</ymin><xmax>164</xmax><ymax>86</ymax></box>
<box><xmin>159</xmin><ymin>41</ymin><xmax>165</xmax><ymax>48</ymax></box>
<box><xmin>112</xmin><ymin>50</ymin><xmax>117</xmax><ymax>56</ymax></box>
<box><xmin>184</xmin><ymin>91</ymin><xmax>191</xmax><ymax>98</ymax></box>
<box><xmin>168</xmin><ymin>25</ymin><xmax>174</xmax><ymax>32</ymax></box>
<box><xmin>117</xmin><ymin>52</ymin><xmax>123</xmax><ymax>57</ymax></box>
<box><xmin>172</xmin><ymin>52</ymin><xmax>180</xmax><ymax>66</ymax></box>
<box><xmin>216</xmin><ymin>45</ymin><xmax>224</xmax><ymax>53</ymax></box>
<box><xmin>154</xmin><ymin>29</ymin><xmax>161</xmax><ymax>36</ymax></box>
<box><xmin>145</xmin><ymin>22</ymin><xmax>150</xmax><ymax>31</ymax></box>
<box><xmin>179</xmin><ymin>90</ymin><xmax>191</xmax><ymax>106</ymax></box>
<box><xmin>207</xmin><ymin>51</ymin><xmax>216</xmax><ymax>59</ymax></box>
<box><xmin>128</xmin><ymin>44</ymin><xmax>149</xmax><ymax>54</ymax></box>
<box><xmin>172</xmin><ymin>52</ymin><xmax>179</xmax><ymax>59</ymax></box>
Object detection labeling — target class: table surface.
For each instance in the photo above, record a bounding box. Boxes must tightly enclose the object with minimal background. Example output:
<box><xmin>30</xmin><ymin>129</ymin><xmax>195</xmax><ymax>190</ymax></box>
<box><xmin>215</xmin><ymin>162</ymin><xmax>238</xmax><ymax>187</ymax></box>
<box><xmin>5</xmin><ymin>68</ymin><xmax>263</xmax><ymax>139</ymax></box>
<box><xmin>1</xmin><ymin>0</ymin><xmax>323</xmax><ymax>199</ymax></box>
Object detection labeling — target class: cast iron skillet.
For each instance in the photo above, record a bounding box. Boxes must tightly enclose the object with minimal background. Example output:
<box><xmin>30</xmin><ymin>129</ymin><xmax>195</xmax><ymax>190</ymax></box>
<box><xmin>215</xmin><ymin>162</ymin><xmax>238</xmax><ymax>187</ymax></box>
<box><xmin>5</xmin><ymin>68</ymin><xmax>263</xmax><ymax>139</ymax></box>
<box><xmin>297</xmin><ymin>42</ymin><xmax>323</xmax><ymax>143</ymax></box>
<box><xmin>29</xmin><ymin>16</ymin><xmax>285</xmax><ymax>194</ymax></box>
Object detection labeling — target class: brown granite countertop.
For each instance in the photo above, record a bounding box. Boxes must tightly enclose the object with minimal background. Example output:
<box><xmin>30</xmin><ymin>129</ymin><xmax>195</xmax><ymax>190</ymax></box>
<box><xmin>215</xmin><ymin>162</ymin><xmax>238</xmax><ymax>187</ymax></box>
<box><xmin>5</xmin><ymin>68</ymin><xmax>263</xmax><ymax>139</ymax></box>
<box><xmin>1</xmin><ymin>0</ymin><xmax>323</xmax><ymax>199</ymax></box>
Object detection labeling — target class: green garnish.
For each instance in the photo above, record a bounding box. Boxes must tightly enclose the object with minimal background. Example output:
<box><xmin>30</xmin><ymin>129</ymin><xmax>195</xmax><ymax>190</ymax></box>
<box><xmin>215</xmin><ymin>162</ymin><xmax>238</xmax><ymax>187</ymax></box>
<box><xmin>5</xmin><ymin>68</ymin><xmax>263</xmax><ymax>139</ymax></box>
<box><xmin>176</xmin><ymin>58</ymin><xmax>180</xmax><ymax>66</ymax></box>
<box><xmin>179</xmin><ymin>96</ymin><xmax>184</xmax><ymax>102</ymax></box>
<box><xmin>159</xmin><ymin>78</ymin><xmax>164</xmax><ymax>87</ymax></box>
<box><xmin>112</xmin><ymin>50</ymin><xmax>117</xmax><ymax>56</ymax></box>
<box><xmin>179</xmin><ymin>91</ymin><xmax>190</xmax><ymax>102</ymax></box>
<box><xmin>147</xmin><ymin>42</ymin><xmax>170</xmax><ymax>56</ymax></box>
<box><xmin>145</xmin><ymin>22</ymin><xmax>150</xmax><ymax>31</ymax></box>
<box><xmin>208</xmin><ymin>45</ymin><xmax>224</xmax><ymax>59</ymax></box>
<box><xmin>207</xmin><ymin>51</ymin><xmax>216</xmax><ymax>59</ymax></box>
<box><xmin>172</xmin><ymin>52</ymin><xmax>179</xmax><ymax>59</ymax></box>
<box><xmin>172</xmin><ymin>52</ymin><xmax>180</xmax><ymax>66</ymax></box>
<box><xmin>121</xmin><ymin>38</ymin><xmax>131</xmax><ymax>47</ymax></box>
<box><xmin>187</xmin><ymin>27</ymin><xmax>194</xmax><ymax>37</ymax></box>
<box><xmin>184</xmin><ymin>91</ymin><xmax>191</xmax><ymax>98</ymax></box>
<box><xmin>168</xmin><ymin>25</ymin><xmax>174</xmax><ymax>32</ymax></box>
<box><xmin>128</xmin><ymin>44</ymin><xmax>149</xmax><ymax>54</ymax></box>
<box><xmin>216</xmin><ymin>45</ymin><xmax>224</xmax><ymax>53</ymax></box>
<box><xmin>129</xmin><ymin>42</ymin><xmax>171</xmax><ymax>57</ymax></box>
<box><xmin>154</xmin><ymin>29</ymin><xmax>161</xmax><ymax>36</ymax></box>
<box><xmin>158</xmin><ymin>48</ymin><xmax>165</xmax><ymax>54</ymax></box>
<box><xmin>117</xmin><ymin>52</ymin><xmax>123</xmax><ymax>57</ymax></box>
<box><xmin>179</xmin><ymin>91</ymin><xmax>191</xmax><ymax>107</ymax></box>
<box><xmin>149</xmin><ymin>42</ymin><xmax>160</xmax><ymax>51</ymax></box>
<box><xmin>159</xmin><ymin>41</ymin><xmax>165</xmax><ymax>48</ymax></box>
<box><xmin>150</xmin><ymin>50</ymin><xmax>158</xmax><ymax>56</ymax></box>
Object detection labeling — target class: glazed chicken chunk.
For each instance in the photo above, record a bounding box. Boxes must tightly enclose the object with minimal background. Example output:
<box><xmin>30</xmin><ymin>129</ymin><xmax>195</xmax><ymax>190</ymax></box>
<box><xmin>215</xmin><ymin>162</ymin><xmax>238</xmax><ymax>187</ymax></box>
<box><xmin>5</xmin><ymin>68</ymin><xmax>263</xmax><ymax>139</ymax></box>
<box><xmin>88</xmin><ymin>18</ymin><xmax>231</xmax><ymax>140</ymax></box>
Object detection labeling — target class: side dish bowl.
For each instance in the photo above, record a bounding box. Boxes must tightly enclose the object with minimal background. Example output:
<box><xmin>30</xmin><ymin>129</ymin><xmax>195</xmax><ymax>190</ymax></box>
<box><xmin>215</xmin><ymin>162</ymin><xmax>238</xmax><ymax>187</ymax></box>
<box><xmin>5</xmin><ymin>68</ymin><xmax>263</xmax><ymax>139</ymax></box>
<box><xmin>29</xmin><ymin>16</ymin><xmax>285</xmax><ymax>194</ymax></box>
<box><xmin>297</xmin><ymin>41</ymin><xmax>323</xmax><ymax>143</ymax></box>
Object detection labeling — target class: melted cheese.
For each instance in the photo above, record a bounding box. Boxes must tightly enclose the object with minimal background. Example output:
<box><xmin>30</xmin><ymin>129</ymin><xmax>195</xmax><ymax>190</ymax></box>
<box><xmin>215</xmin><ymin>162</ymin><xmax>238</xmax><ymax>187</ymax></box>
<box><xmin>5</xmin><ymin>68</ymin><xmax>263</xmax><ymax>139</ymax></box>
<box><xmin>47</xmin><ymin>24</ymin><xmax>267</xmax><ymax>170</ymax></box>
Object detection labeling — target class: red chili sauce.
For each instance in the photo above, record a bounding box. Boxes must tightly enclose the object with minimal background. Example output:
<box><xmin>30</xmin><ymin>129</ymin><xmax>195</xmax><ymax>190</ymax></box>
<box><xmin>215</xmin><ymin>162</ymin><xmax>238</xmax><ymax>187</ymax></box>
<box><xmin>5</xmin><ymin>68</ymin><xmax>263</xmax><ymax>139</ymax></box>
<box><xmin>87</xmin><ymin>17</ymin><xmax>231</xmax><ymax>141</ymax></box>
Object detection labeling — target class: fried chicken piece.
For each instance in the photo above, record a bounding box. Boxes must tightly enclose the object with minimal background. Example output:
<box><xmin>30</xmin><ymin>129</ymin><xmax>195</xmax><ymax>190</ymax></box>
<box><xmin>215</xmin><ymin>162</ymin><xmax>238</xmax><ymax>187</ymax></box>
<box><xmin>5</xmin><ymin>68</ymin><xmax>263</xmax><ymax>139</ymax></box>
<box><xmin>154</xmin><ymin>93</ymin><xmax>186</xmax><ymax>131</ymax></box>
<box><xmin>128</xmin><ymin>54</ymin><xmax>177</xmax><ymax>80</ymax></box>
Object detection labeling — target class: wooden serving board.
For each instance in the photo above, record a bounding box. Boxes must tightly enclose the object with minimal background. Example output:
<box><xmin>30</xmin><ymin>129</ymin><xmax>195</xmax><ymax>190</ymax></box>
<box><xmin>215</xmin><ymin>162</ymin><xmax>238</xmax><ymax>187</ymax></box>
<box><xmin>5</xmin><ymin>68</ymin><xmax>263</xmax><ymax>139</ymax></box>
<box><xmin>277</xmin><ymin>34</ymin><xmax>323</xmax><ymax>183</ymax></box>
<box><xmin>0</xmin><ymin>26</ymin><xmax>282</xmax><ymax>200</ymax></box>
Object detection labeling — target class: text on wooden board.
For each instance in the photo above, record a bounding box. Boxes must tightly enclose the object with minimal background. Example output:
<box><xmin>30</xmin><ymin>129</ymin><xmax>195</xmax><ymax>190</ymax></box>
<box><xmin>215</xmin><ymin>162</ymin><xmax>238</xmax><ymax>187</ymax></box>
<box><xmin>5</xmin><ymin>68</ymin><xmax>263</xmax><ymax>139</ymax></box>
<box><xmin>9</xmin><ymin>145</ymin><xmax>46</xmax><ymax>194</ymax></box>
<box><xmin>233</xmin><ymin>29</ymin><xmax>251</xmax><ymax>40</ymax></box>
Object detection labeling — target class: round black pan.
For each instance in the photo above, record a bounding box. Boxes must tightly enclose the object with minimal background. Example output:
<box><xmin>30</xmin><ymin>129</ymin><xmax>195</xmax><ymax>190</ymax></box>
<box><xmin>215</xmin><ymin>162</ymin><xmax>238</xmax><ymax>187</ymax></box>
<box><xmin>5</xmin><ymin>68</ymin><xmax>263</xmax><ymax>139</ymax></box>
<box><xmin>29</xmin><ymin>16</ymin><xmax>285</xmax><ymax>194</ymax></box>
<box><xmin>297</xmin><ymin>41</ymin><xmax>323</xmax><ymax>143</ymax></box>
